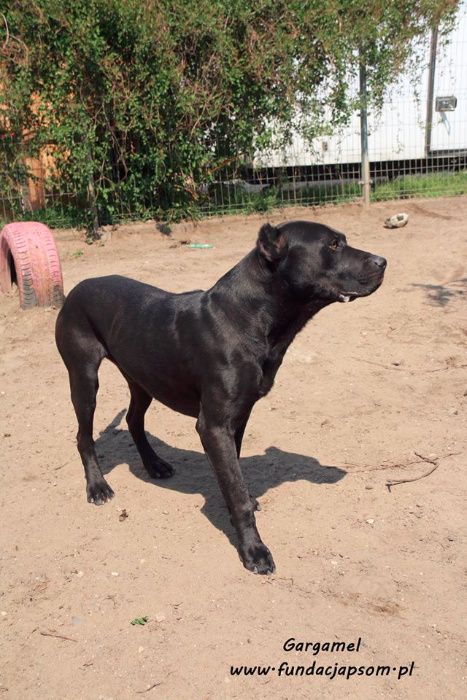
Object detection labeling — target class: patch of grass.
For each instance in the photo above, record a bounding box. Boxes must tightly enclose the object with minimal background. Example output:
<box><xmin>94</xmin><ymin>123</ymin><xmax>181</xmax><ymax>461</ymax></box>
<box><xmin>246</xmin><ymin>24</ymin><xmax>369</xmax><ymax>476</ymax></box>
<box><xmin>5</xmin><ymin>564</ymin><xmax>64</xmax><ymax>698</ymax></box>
<box><xmin>3</xmin><ymin>170</ymin><xmax>467</xmax><ymax>230</ymax></box>
<box><xmin>202</xmin><ymin>179</ymin><xmax>362</xmax><ymax>215</ymax></box>
<box><xmin>20</xmin><ymin>204</ymin><xmax>84</xmax><ymax>229</ymax></box>
<box><xmin>209</xmin><ymin>170</ymin><xmax>467</xmax><ymax>214</ymax></box>
<box><xmin>280</xmin><ymin>181</ymin><xmax>362</xmax><ymax>207</ymax></box>
<box><xmin>372</xmin><ymin>170</ymin><xmax>467</xmax><ymax>201</ymax></box>
<box><xmin>242</xmin><ymin>189</ymin><xmax>281</xmax><ymax>213</ymax></box>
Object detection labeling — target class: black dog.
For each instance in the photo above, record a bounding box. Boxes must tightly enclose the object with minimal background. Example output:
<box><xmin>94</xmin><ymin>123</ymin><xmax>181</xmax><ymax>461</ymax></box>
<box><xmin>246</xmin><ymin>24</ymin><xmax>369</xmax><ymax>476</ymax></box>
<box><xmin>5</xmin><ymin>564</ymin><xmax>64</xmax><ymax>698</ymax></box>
<box><xmin>55</xmin><ymin>221</ymin><xmax>386</xmax><ymax>574</ymax></box>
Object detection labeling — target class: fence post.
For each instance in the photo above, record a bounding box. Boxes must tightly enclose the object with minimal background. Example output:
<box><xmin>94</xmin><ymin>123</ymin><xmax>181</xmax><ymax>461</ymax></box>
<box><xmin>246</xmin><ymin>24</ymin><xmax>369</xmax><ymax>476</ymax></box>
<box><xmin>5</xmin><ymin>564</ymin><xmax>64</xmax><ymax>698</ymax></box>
<box><xmin>359</xmin><ymin>60</ymin><xmax>371</xmax><ymax>206</ymax></box>
<box><xmin>425</xmin><ymin>25</ymin><xmax>438</xmax><ymax>157</ymax></box>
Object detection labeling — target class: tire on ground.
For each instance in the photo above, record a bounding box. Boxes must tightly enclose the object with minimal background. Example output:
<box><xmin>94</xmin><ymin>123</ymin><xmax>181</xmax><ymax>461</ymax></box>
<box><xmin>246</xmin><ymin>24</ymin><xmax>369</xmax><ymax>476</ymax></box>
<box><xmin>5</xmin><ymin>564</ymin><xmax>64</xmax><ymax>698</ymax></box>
<box><xmin>0</xmin><ymin>222</ymin><xmax>65</xmax><ymax>309</ymax></box>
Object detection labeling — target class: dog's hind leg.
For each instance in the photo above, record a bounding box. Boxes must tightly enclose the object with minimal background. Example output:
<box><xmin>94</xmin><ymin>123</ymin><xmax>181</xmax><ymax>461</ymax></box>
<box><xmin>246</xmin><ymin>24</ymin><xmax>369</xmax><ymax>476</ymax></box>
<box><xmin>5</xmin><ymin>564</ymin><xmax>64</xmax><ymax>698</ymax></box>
<box><xmin>68</xmin><ymin>356</ymin><xmax>115</xmax><ymax>505</ymax></box>
<box><xmin>56</xmin><ymin>316</ymin><xmax>114</xmax><ymax>505</ymax></box>
<box><xmin>126</xmin><ymin>380</ymin><xmax>174</xmax><ymax>479</ymax></box>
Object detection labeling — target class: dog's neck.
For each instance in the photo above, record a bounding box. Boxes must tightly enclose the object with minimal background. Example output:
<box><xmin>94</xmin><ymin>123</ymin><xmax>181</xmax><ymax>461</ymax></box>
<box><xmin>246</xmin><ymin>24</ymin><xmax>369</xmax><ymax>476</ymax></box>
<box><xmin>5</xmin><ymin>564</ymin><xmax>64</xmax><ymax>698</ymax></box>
<box><xmin>209</xmin><ymin>250</ymin><xmax>331</xmax><ymax>354</ymax></box>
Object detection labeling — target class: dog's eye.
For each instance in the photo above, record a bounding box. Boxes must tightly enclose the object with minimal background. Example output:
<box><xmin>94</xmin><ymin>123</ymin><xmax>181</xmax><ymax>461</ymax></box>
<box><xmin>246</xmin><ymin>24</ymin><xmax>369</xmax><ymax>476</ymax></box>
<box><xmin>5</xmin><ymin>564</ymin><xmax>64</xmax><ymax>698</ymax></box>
<box><xmin>329</xmin><ymin>240</ymin><xmax>339</xmax><ymax>251</ymax></box>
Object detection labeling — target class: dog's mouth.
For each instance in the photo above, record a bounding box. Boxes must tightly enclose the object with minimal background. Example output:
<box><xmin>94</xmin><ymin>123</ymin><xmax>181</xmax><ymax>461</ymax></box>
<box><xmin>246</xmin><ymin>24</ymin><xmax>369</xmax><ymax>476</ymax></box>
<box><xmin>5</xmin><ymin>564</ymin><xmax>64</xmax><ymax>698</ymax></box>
<box><xmin>337</xmin><ymin>272</ymin><xmax>385</xmax><ymax>303</ymax></box>
<box><xmin>338</xmin><ymin>291</ymin><xmax>359</xmax><ymax>303</ymax></box>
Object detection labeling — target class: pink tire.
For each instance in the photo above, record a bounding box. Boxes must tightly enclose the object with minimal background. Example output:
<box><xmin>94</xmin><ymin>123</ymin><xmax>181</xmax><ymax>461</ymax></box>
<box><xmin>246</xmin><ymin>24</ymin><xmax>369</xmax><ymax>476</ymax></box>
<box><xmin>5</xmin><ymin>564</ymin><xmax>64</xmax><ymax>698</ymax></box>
<box><xmin>0</xmin><ymin>222</ymin><xmax>64</xmax><ymax>309</ymax></box>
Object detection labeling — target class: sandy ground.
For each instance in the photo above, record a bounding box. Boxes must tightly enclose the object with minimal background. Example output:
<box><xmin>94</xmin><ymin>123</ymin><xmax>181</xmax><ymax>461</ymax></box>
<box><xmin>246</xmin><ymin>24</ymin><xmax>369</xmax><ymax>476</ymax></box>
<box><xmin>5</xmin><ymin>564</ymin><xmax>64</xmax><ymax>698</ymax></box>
<box><xmin>0</xmin><ymin>197</ymin><xmax>466</xmax><ymax>699</ymax></box>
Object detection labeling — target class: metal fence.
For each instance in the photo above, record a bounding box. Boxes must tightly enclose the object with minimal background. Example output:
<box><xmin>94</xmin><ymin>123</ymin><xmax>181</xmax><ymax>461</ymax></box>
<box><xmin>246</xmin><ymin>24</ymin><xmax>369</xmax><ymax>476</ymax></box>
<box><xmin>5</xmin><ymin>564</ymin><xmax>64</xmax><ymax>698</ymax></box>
<box><xmin>1</xmin><ymin>5</ymin><xmax>467</xmax><ymax>229</ymax></box>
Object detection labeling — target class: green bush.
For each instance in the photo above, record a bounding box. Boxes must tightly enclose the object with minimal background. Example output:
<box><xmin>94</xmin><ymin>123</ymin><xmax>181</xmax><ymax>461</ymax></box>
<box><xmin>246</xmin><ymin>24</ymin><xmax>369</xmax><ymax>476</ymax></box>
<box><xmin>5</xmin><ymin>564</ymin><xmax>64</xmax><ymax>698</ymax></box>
<box><xmin>0</xmin><ymin>0</ymin><xmax>458</xmax><ymax>229</ymax></box>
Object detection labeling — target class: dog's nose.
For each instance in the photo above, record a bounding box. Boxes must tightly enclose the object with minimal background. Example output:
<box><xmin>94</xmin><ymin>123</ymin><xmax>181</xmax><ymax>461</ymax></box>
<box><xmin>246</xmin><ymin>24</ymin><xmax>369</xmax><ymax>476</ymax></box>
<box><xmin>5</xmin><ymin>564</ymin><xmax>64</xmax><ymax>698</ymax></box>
<box><xmin>371</xmin><ymin>255</ymin><xmax>387</xmax><ymax>271</ymax></box>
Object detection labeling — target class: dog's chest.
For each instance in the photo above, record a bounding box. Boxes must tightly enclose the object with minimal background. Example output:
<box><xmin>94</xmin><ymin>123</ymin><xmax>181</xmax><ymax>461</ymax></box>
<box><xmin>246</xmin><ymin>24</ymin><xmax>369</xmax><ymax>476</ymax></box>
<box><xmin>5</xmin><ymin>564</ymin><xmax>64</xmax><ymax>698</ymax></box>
<box><xmin>258</xmin><ymin>355</ymin><xmax>282</xmax><ymax>397</ymax></box>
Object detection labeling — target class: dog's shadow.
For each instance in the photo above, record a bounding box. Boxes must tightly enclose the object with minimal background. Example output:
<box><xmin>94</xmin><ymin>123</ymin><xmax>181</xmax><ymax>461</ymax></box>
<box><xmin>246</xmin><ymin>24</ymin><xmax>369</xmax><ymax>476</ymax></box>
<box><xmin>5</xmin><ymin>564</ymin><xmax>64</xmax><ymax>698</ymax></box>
<box><xmin>96</xmin><ymin>410</ymin><xmax>346</xmax><ymax>549</ymax></box>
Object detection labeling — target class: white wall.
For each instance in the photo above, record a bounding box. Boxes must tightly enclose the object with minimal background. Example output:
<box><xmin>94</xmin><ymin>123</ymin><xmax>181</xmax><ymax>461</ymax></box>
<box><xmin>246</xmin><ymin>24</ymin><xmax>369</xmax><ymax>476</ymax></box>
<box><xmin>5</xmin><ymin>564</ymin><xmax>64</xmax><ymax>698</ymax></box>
<box><xmin>255</xmin><ymin>1</ymin><xmax>467</xmax><ymax>168</ymax></box>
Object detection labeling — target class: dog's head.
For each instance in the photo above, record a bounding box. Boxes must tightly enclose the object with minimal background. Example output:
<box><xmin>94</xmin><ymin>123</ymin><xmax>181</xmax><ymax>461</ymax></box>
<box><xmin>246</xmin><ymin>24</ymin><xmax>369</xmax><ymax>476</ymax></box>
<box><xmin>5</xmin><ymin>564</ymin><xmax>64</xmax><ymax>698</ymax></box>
<box><xmin>256</xmin><ymin>220</ymin><xmax>386</xmax><ymax>304</ymax></box>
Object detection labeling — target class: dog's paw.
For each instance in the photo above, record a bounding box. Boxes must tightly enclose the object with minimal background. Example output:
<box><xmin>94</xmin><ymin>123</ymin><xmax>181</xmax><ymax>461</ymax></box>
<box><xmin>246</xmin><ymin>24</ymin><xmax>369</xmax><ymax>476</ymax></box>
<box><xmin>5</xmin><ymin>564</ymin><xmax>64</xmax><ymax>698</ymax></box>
<box><xmin>241</xmin><ymin>542</ymin><xmax>276</xmax><ymax>575</ymax></box>
<box><xmin>87</xmin><ymin>479</ymin><xmax>114</xmax><ymax>505</ymax></box>
<box><xmin>145</xmin><ymin>457</ymin><xmax>175</xmax><ymax>480</ymax></box>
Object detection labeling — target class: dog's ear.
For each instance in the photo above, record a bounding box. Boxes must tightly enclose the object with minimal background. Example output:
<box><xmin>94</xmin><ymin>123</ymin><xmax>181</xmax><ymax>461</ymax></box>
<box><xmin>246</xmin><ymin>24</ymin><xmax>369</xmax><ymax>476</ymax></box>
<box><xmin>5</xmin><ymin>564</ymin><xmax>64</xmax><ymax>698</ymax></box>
<box><xmin>256</xmin><ymin>223</ymin><xmax>288</xmax><ymax>262</ymax></box>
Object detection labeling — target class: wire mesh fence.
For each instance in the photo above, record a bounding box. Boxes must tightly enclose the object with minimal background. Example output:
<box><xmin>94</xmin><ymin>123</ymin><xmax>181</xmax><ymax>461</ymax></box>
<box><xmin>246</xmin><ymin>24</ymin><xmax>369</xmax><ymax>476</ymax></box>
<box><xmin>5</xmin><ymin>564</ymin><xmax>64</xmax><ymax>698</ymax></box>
<box><xmin>1</xmin><ymin>5</ymin><xmax>467</xmax><ymax>230</ymax></box>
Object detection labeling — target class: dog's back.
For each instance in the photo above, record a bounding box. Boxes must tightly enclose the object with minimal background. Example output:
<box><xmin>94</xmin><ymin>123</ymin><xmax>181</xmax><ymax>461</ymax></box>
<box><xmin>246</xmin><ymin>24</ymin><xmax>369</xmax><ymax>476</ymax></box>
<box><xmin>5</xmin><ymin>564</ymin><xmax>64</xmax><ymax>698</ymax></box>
<box><xmin>56</xmin><ymin>275</ymin><xmax>204</xmax><ymax>416</ymax></box>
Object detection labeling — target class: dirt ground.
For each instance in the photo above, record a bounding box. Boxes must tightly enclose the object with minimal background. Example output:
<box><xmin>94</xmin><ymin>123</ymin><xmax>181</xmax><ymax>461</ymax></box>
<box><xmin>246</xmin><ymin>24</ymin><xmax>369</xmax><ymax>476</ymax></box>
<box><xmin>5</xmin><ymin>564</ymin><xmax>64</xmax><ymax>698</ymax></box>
<box><xmin>0</xmin><ymin>197</ymin><xmax>466</xmax><ymax>699</ymax></box>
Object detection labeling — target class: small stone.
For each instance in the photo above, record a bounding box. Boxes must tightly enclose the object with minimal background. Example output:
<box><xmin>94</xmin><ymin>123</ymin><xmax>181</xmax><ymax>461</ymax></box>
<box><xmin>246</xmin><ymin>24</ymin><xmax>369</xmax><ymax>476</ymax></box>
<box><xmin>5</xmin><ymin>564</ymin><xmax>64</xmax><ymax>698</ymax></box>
<box><xmin>111</xmin><ymin>571</ymin><xmax>119</xmax><ymax>577</ymax></box>
<box><xmin>138</xmin><ymin>646</ymin><xmax>144</xmax><ymax>653</ymax></box>
<box><xmin>366</xmin><ymin>518</ymin><xmax>375</xmax><ymax>525</ymax></box>
<box><xmin>448</xmin><ymin>408</ymin><xmax>458</xmax><ymax>416</ymax></box>
<box><xmin>77</xmin><ymin>571</ymin><xmax>84</xmax><ymax>577</ymax></box>
<box><xmin>384</xmin><ymin>212</ymin><xmax>409</xmax><ymax>229</ymax></box>
<box><xmin>1</xmin><ymin>611</ymin><xmax>7</xmax><ymax>617</ymax></box>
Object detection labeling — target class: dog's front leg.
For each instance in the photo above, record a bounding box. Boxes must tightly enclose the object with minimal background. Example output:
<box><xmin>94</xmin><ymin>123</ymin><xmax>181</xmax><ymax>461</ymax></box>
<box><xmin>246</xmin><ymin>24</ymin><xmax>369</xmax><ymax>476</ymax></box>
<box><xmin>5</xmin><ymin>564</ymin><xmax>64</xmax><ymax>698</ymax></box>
<box><xmin>196</xmin><ymin>410</ymin><xmax>275</xmax><ymax>574</ymax></box>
